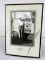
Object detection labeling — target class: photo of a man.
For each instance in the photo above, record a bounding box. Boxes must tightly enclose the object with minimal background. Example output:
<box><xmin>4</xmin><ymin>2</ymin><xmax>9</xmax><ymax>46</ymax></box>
<box><xmin>11</xmin><ymin>11</ymin><xmax>35</xmax><ymax>46</ymax></box>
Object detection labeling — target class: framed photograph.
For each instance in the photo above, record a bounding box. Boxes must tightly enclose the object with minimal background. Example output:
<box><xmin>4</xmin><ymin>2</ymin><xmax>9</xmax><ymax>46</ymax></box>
<box><xmin>5</xmin><ymin>3</ymin><xmax>44</xmax><ymax>58</ymax></box>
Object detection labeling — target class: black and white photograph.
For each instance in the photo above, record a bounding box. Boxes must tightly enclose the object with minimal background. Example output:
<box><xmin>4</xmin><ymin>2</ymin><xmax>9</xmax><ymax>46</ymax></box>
<box><xmin>11</xmin><ymin>11</ymin><xmax>35</xmax><ymax>46</ymax></box>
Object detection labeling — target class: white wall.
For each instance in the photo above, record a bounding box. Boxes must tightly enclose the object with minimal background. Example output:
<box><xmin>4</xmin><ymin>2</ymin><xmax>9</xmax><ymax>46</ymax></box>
<box><xmin>0</xmin><ymin>0</ymin><xmax>45</xmax><ymax>37</ymax></box>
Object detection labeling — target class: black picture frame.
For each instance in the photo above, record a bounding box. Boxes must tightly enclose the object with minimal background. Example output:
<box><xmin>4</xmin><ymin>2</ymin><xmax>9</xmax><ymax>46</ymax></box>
<box><xmin>5</xmin><ymin>3</ymin><xmax>44</xmax><ymax>58</ymax></box>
